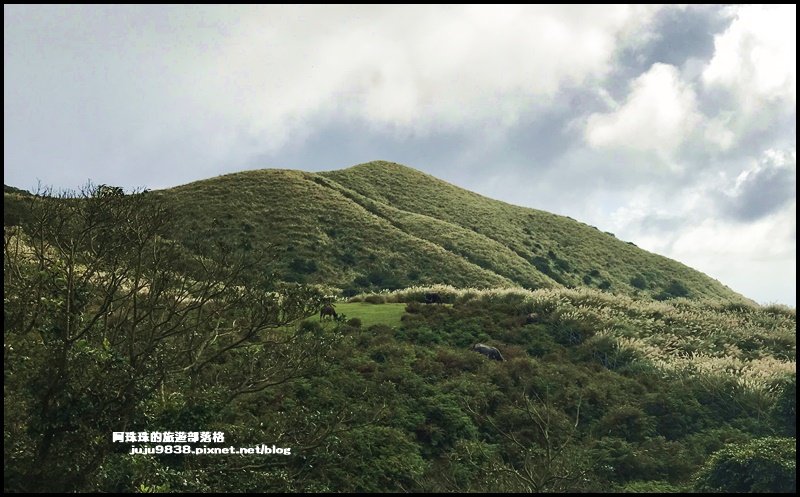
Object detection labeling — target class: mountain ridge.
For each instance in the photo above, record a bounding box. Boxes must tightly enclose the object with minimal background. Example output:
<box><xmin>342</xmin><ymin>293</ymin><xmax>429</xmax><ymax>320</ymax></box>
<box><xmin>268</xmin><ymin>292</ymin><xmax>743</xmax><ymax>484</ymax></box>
<box><xmin>3</xmin><ymin>160</ymin><xmax>749</xmax><ymax>302</ymax></box>
<box><xmin>158</xmin><ymin>160</ymin><xmax>746</xmax><ymax>302</ymax></box>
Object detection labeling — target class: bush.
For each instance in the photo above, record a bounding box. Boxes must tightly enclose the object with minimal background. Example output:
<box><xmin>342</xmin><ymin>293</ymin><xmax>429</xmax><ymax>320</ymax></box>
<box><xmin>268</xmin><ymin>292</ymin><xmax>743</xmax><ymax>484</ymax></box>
<box><xmin>288</xmin><ymin>257</ymin><xmax>317</xmax><ymax>274</ymax></box>
<box><xmin>694</xmin><ymin>437</ymin><xmax>796</xmax><ymax>493</ymax></box>
<box><xmin>405</xmin><ymin>302</ymin><xmax>423</xmax><ymax>314</ymax></box>
<box><xmin>771</xmin><ymin>377</ymin><xmax>796</xmax><ymax>436</ymax></box>
<box><xmin>655</xmin><ymin>280</ymin><xmax>689</xmax><ymax>300</ymax></box>
<box><xmin>630</xmin><ymin>275</ymin><xmax>647</xmax><ymax>290</ymax></box>
<box><xmin>598</xmin><ymin>405</ymin><xmax>655</xmax><ymax>442</ymax></box>
<box><xmin>364</xmin><ymin>294</ymin><xmax>386</xmax><ymax>304</ymax></box>
<box><xmin>342</xmin><ymin>287</ymin><xmax>360</xmax><ymax>298</ymax></box>
<box><xmin>347</xmin><ymin>318</ymin><xmax>362</xmax><ymax>328</ymax></box>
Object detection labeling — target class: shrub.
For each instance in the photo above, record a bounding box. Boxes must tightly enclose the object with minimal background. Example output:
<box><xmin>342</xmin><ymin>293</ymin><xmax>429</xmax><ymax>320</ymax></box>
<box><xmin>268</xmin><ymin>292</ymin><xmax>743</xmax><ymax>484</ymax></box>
<box><xmin>364</xmin><ymin>294</ymin><xmax>386</xmax><ymax>304</ymax></box>
<box><xmin>630</xmin><ymin>275</ymin><xmax>647</xmax><ymax>290</ymax></box>
<box><xmin>549</xmin><ymin>321</ymin><xmax>595</xmax><ymax>346</ymax></box>
<box><xmin>655</xmin><ymin>280</ymin><xmax>690</xmax><ymax>300</ymax></box>
<box><xmin>771</xmin><ymin>377</ymin><xmax>796</xmax><ymax>436</ymax></box>
<box><xmin>694</xmin><ymin>437</ymin><xmax>796</xmax><ymax>493</ymax></box>
<box><xmin>342</xmin><ymin>288</ymin><xmax>359</xmax><ymax>298</ymax></box>
<box><xmin>288</xmin><ymin>257</ymin><xmax>317</xmax><ymax>274</ymax></box>
<box><xmin>405</xmin><ymin>302</ymin><xmax>423</xmax><ymax>314</ymax></box>
<box><xmin>347</xmin><ymin>318</ymin><xmax>362</xmax><ymax>328</ymax></box>
<box><xmin>598</xmin><ymin>405</ymin><xmax>655</xmax><ymax>442</ymax></box>
<box><xmin>531</xmin><ymin>256</ymin><xmax>552</xmax><ymax>275</ymax></box>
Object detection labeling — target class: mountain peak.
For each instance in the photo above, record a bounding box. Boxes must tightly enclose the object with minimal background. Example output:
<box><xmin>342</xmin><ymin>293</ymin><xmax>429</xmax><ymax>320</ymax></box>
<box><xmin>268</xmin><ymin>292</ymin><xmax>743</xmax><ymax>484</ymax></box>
<box><xmin>338</xmin><ymin>160</ymin><xmax>432</xmax><ymax>176</ymax></box>
<box><xmin>127</xmin><ymin>162</ymin><xmax>749</xmax><ymax>303</ymax></box>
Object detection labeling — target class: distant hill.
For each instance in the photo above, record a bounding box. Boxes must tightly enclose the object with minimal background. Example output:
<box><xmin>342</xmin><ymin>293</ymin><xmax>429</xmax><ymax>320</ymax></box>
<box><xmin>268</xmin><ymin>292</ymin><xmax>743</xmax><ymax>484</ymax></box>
<box><xmin>137</xmin><ymin>160</ymin><xmax>746</xmax><ymax>301</ymax></box>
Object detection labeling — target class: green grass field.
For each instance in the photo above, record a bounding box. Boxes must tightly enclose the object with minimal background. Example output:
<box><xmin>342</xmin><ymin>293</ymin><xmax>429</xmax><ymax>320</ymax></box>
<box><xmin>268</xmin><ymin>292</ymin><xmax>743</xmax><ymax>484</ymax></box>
<box><xmin>332</xmin><ymin>302</ymin><xmax>407</xmax><ymax>328</ymax></box>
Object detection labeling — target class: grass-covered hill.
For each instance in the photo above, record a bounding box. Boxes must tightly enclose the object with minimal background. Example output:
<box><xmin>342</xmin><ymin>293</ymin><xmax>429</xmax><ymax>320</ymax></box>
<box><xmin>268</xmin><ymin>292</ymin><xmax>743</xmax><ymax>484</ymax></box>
<box><xmin>3</xmin><ymin>171</ymin><xmax>794</xmax><ymax>493</ymax></box>
<box><xmin>147</xmin><ymin>160</ymin><xmax>745</xmax><ymax>302</ymax></box>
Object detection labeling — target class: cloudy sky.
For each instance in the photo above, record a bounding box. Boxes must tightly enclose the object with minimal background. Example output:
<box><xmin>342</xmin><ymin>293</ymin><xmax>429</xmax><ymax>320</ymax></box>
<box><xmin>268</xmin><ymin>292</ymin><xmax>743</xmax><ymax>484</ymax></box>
<box><xmin>4</xmin><ymin>5</ymin><xmax>796</xmax><ymax>305</ymax></box>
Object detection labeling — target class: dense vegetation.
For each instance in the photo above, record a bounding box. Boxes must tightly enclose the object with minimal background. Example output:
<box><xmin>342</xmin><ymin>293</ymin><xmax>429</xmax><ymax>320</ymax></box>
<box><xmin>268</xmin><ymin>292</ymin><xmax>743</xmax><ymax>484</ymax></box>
<box><xmin>3</xmin><ymin>167</ymin><xmax>794</xmax><ymax>493</ymax></box>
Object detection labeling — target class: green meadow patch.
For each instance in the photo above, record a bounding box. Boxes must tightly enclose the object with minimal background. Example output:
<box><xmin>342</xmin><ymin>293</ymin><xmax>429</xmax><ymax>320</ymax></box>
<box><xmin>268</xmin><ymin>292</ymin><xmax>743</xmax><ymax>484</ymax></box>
<box><xmin>328</xmin><ymin>302</ymin><xmax>407</xmax><ymax>328</ymax></box>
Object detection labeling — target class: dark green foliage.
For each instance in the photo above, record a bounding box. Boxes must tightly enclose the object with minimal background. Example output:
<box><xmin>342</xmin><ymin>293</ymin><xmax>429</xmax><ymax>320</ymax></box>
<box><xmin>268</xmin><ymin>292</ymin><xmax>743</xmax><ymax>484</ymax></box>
<box><xmin>342</xmin><ymin>287</ymin><xmax>359</xmax><ymax>297</ymax></box>
<box><xmin>338</xmin><ymin>252</ymin><xmax>356</xmax><ymax>266</ymax></box>
<box><xmin>694</xmin><ymin>437</ymin><xmax>796</xmax><ymax>493</ymax></box>
<box><xmin>3</xmin><ymin>185</ymin><xmax>335</xmax><ymax>492</ymax></box>
<box><xmin>289</xmin><ymin>257</ymin><xmax>318</xmax><ymax>274</ymax></box>
<box><xmin>578</xmin><ymin>335</ymin><xmax>638</xmax><ymax>371</ymax></box>
<box><xmin>597</xmin><ymin>405</ymin><xmax>656</xmax><ymax>442</ymax></box>
<box><xmin>554</xmin><ymin>257</ymin><xmax>572</xmax><ymax>273</ymax></box>
<box><xmin>5</xmin><ymin>265</ymin><xmax>795</xmax><ymax>492</ymax></box>
<box><xmin>549</xmin><ymin>320</ymin><xmax>596</xmax><ymax>346</ymax></box>
<box><xmin>656</xmin><ymin>280</ymin><xmax>690</xmax><ymax>300</ymax></box>
<box><xmin>405</xmin><ymin>301</ymin><xmax>423</xmax><ymax>313</ymax></box>
<box><xmin>771</xmin><ymin>377</ymin><xmax>796</xmax><ymax>436</ymax></box>
<box><xmin>312</xmin><ymin>426</ymin><xmax>426</xmax><ymax>492</ymax></box>
<box><xmin>352</xmin><ymin>268</ymin><xmax>405</xmax><ymax>291</ymax></box>
<box><xmin>4</xmin><ymin>192</ymin><xmax>28</xmax><ymax>226</ymax></box>
<box><xmin>630</xmin><ymin>274</ymin><xmax>648</xmax><ymax>289</ymax></box>
<box><xmin>531</xmin><ymin>255</ymin><xmax>552</xmax><ymax>274</ymax></box>
<box><xmin>364</xmin><ymin>294</ymin><xmax>386</xmax><ymax>304</ymax></box>
<box><xmin>644</xmin><ymin>390</ymin><xmax>711</xmax><ymax>441</ymax></box>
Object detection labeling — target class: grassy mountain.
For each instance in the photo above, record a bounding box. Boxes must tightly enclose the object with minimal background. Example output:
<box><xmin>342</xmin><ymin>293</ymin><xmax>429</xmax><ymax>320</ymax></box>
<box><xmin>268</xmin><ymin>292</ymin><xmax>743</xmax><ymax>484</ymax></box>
<box><xmin>150</xmin><ymin>160</ymin><xmax>745</xmax><ymax>302</ymax></box>
<box><xmin>3</xmin><ymin>164</ymin><xmax>793</xmax><ymax>493</ymax></box>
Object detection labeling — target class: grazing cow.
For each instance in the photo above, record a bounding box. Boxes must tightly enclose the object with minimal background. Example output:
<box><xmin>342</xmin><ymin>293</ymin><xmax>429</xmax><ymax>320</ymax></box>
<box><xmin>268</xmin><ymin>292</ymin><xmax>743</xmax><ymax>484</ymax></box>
<box><xmin>320</xmin><ymin>303</ymin><xmax>338</xmax><ymax>321</ymax></box>
<box><xmin>424</xmin><ymin>292</ymin><xmax>443</xmax><ymax>304</ymax></box>
<box><xmin>471</xmin><ymin>343</ymin><xmax>505</xmax><ymax>361</ymax></box>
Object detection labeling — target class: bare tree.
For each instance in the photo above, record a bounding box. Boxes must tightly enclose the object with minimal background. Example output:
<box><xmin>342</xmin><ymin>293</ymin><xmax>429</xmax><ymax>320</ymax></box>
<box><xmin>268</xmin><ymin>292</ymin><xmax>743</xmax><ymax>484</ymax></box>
<box><xmin>4</xmin><ymin>183</ymin><xmax>332</xmax><ymax>492</ymax></box>
<box><xmin>465</xmin><ymin>389</ymin><xmax>592</xmax><ymax>492</ymax></box>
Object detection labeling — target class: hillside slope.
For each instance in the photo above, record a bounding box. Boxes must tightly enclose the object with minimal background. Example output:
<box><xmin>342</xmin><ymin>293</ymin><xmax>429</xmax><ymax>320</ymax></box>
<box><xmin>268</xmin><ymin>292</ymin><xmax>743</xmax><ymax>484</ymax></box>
<box><xmin>157</xmin><ymin>169</ymin><xmax>514</xmax><ymax>293</ymax></box>
<box><xmin>151</xmin><ymin>160</ymin><xmax>745</xmax><ymax>301</ymax></box>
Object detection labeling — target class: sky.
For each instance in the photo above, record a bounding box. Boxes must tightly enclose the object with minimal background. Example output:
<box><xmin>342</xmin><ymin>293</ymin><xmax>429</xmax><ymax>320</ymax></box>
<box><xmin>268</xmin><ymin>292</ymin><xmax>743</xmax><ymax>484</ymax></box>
<box><xmin>4</xmin><ymin>5</ymin><xmax>796</xmax><ymax>306</ymax></box>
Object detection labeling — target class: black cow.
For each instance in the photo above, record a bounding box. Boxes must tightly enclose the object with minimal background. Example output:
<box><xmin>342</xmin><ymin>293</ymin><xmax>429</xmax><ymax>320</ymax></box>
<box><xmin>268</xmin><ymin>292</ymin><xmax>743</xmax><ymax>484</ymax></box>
<box><xmin>320</xmin><ymin>303</ymin><xmax>338</xmax><ymax>321</ymax></box>
<box><xmin>424</xmin><ymin>292</ymin><xmax>443</xmax><ymax>304</ymax></box>
<box><xmin>470</xmin><ymin>343</ymin><xmax>505</xmax><ymax>361</ymax></box>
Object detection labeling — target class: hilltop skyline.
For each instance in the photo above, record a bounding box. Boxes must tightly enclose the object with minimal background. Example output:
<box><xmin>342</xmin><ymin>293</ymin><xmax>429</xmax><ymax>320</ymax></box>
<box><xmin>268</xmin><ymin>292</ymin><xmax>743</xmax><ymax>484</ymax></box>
<box><xmin>4</xmin><ymin>5</ymin><xmax>796</xmax><ymax>305</ymax></box>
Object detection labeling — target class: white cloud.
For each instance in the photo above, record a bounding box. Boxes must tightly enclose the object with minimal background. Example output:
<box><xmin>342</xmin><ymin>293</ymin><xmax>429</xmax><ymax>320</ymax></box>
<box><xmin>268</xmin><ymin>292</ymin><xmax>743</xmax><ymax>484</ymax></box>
<box><xmin>703</xmin><ymin>4</ymin><xmax>796</xmax><ymax>107</ymax></box>
<box><xmin>584</xmin><ymin>63</ymin><xmax>701</xmax><ymax>158</ymax></box>
<box><xmin>600</xmin><ymin>148</ymin><xmax>797</xmax><ymax>306</ymax></box>
<box><xmin>670</xmin><ymin>204</ymin><xmax>795</xmax><ymax>260</ymax></box>
<box><xmin>729</xmin><ymin>149</ymin><xmax>795</xmax><ymax>196</ymax></box>
<box><xmin>667</xmin><ymin>202</ymin><xmax>796</xmax><ymax>305</ymax></box>
<box><xmin>697</xmin><ymin>5</ymin><xmax>796</xmax><ymax>151</ymax></box>
<box><xmin>3</xmin><ymin>4</ymin><xmax>667</xmax><ymax>183</ymax></box>
<box><xmin>584</xmin><ymin>5</ymin><xmax>796</xmax><ymax>162</ymax></box>
<box><xmin>190</xmin><ymin>5</ymin><xmax>666</xmax><ymax>139</ymax></box>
